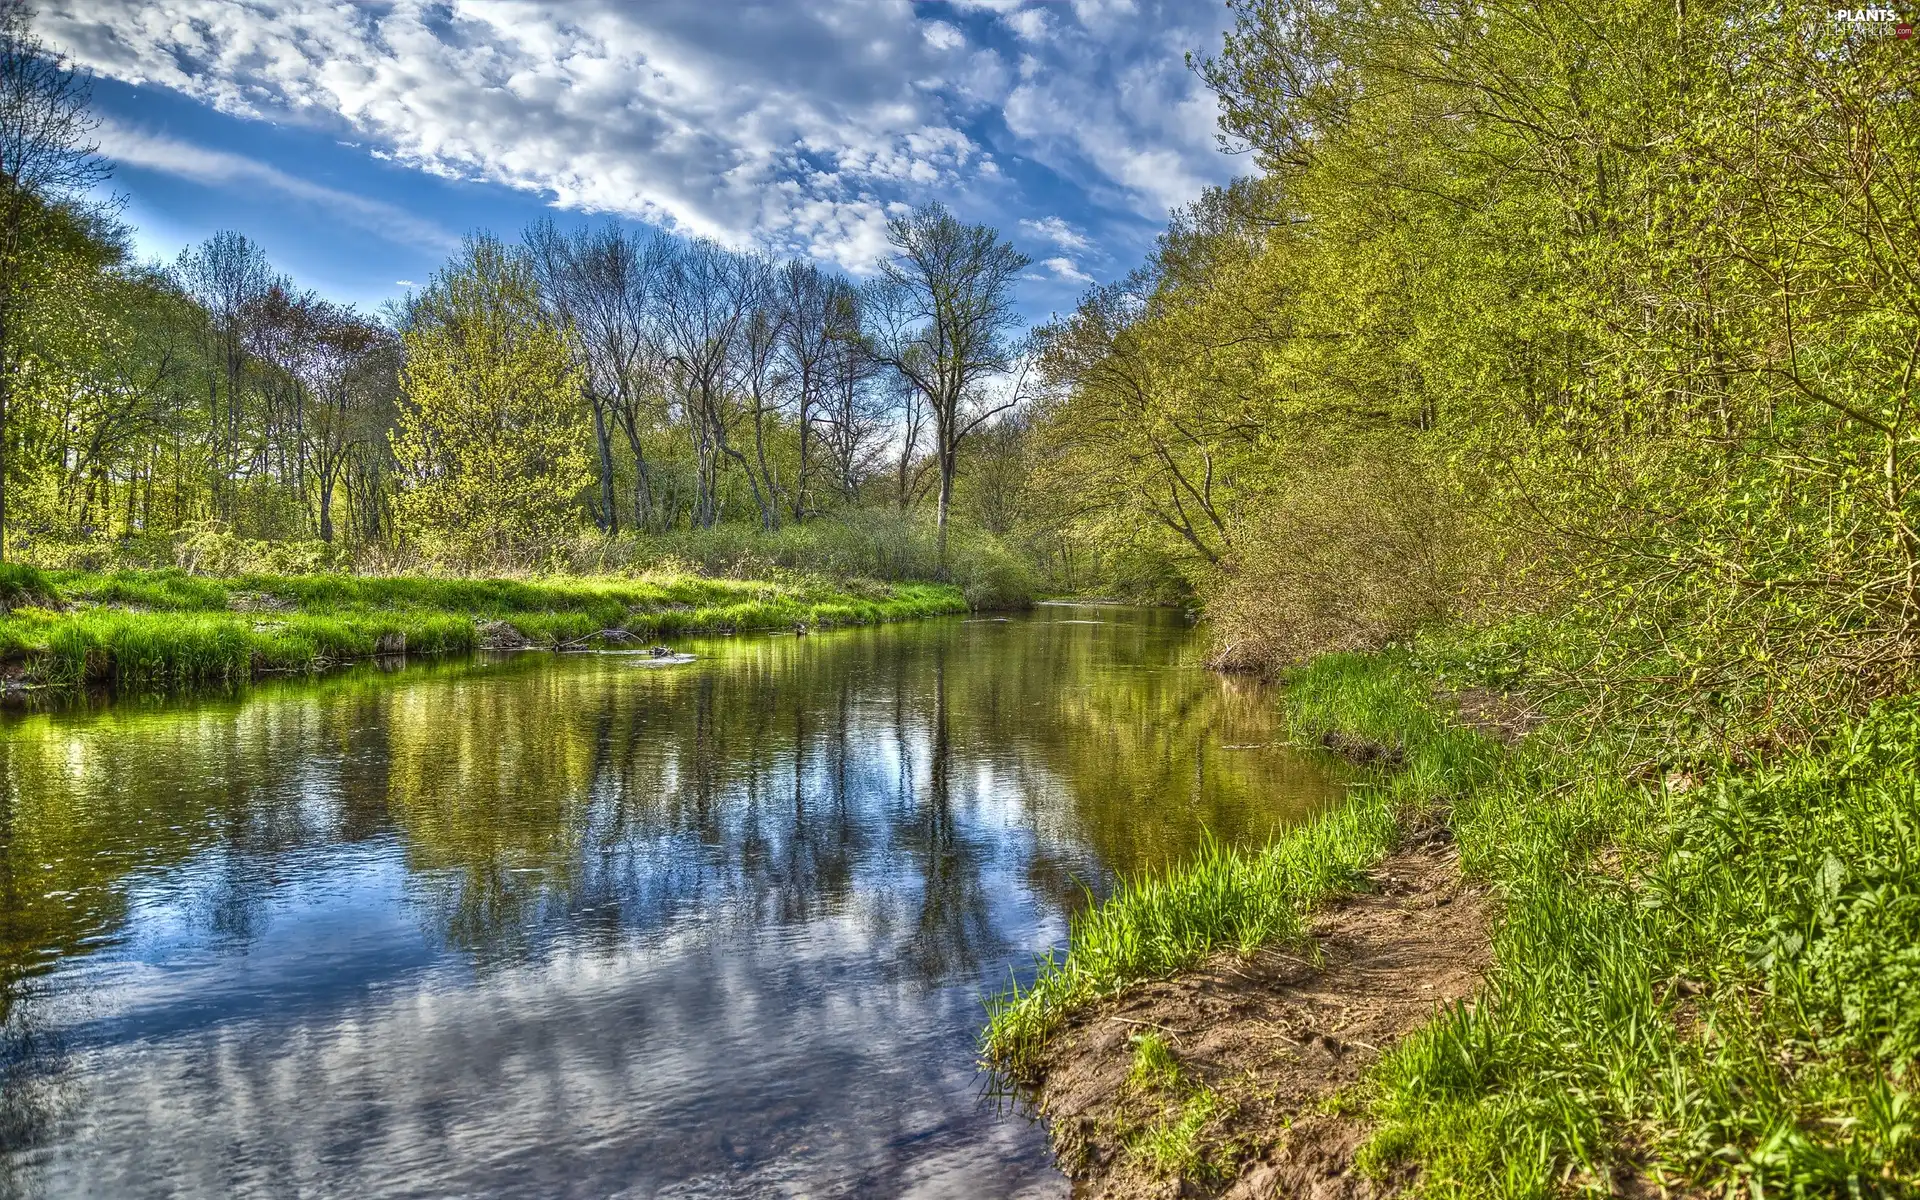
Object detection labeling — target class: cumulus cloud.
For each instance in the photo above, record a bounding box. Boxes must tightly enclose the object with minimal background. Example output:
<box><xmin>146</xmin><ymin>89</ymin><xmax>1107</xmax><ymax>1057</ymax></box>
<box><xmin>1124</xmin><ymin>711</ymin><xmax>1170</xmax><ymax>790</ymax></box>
<box><xmin>40</xmin><ymin>0</ymin><xmax>1236</xmax><ymax>273</ymax></box>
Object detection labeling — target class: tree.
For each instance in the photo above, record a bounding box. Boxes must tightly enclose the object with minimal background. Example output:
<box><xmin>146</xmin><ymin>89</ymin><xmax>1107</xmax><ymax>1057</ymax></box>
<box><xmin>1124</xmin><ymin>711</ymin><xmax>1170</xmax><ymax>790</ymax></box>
<box><xmin>390</xmin><ymin>236</ymin><xmax>590</xmax><ymax>563</ymax></box>
<box><xmin>0</xmin><ymin>0</ymin><xmax>107</xmax><ymax>559</ymax></box>
<box><xmin>176</xmin><ymin>231</ymin><xmax>274</xmax><ymax>522</ymax></box>
<box><xmin>657</xmin><ymin>239</ymin><xmax>758</xmax><ymax>530</ymax></box>
<box><xmin>819</xmin><ymin>283</ymin><xmax>886</xmax><ymax>504</ymax></box>
<box><xmin>863</xmin><ymin>202</ymin><xmax>1029</xmax><ymax>568</ymax></box>
<box><xmin>525</xmin><ymin>219</ymin><xmax>670</xmax><ymax>534</ymax></box>
<box><xmin>775</xmin><ymin>260</ymin><xmax>841</xmax><ymax>521</ymax></box>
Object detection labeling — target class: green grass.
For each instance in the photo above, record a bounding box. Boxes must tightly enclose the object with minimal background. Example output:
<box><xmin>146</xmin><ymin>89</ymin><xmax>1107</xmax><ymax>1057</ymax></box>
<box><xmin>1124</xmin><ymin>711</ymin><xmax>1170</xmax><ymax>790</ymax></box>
<box><xmin>1356</xmin><ymin>670</ymin><xmax>1920</xmax><ymax>1197</ymax></box>
<box><xmin>0</xmin><ymin>568</ymin><xmax>969</xmax><ymax>694</ymax></box>
<box><xmin>1127</xmin><ymin>1086</ymin><xmax>1227</xmax><ymax>1180</ymax></box>
<box><xmin>986</xmin><ymin>631</ymin><xmax>1920</xmax><ymax>1196</ymax></box>
<box><xmin>1128</xmin><ymin>1030</ymin><xmax>1183</xmax><ymax>1091</ymax></box>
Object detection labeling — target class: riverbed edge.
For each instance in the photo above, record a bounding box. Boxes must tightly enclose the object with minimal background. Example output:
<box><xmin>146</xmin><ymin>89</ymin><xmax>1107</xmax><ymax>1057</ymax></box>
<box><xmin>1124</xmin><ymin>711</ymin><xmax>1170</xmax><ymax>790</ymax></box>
<box><xmin>985</xmin><ymin>642</ymin><xmax>1920</xmax><ymax>1197</ymax></box>
<box><xmin>0</xmin><ymin>565</ymin><xmax>975</xmax><ymax>696</ymax></box>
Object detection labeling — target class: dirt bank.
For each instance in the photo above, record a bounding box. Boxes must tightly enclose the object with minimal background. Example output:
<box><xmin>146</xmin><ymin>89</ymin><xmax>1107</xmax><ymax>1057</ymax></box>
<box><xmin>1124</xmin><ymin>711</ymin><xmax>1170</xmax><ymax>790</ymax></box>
<box><xmin>1025</xmin><ymin>833</ymin><xmax>1491</xmax><ymax>1198</ymax></box>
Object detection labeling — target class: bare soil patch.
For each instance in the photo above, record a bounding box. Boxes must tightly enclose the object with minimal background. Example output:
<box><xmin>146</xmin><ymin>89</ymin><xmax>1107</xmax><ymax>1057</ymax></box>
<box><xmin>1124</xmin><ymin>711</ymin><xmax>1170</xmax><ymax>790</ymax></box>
<box><xmin>1025</xmin><ymin>837</ymin><xmax>1490</xmax><ymax>1199</ymax></box>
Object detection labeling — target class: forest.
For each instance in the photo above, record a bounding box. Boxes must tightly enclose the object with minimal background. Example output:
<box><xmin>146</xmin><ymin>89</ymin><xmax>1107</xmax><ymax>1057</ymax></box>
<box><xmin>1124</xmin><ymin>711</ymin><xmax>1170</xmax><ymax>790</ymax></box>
<box><xmin>0</xmin><ymin>5</ymin><xmax>1043</xmax><ymax>598</ymax></box>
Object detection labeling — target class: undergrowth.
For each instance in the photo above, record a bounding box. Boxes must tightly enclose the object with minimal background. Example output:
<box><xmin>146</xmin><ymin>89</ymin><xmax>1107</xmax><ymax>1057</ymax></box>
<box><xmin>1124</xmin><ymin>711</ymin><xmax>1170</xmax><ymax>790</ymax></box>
<box><xmin>1357</xmin><ymin>636</ymin><xmax>1920</xmax><ymax>1197</ymax></box>
<box><xmin>987</xmin><ymin>631</ymin><xmax>1920</xmax><ymax>1196</ymax></box>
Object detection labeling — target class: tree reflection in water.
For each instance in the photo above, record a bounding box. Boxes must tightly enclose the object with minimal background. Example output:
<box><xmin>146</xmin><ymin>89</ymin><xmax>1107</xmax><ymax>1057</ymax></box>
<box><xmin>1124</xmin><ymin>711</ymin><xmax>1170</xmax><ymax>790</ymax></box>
<box><xmin>0</xmin><ymin>607</ymin><xmax>1345</xmax><ymax>1197</ymax></box>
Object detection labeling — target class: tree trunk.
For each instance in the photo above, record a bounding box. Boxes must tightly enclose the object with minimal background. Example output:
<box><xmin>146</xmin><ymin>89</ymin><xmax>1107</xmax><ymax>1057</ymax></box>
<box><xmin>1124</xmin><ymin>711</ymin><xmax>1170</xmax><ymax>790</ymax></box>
<box><xmin>590</xmin><ymin>393</ymin><xmax>617</xmax><ymax>535</ymax></box>
<box><xmin>318</xmin><ymin>469</ymin><xmax>335</xmax><ymax>543</ymax></box>
<box><xmin>936</xmin><ymin>447</ymin><xmax>955</xmax><ymax>576</ymax></box>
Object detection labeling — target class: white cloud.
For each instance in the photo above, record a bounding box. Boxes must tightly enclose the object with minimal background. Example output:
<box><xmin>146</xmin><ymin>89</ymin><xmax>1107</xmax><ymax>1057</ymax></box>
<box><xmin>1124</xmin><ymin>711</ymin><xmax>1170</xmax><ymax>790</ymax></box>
<box><xmin>96</xmin><ymin>119</ymin><xmax>459</xmax><ymax>252</ymax></box>
<box><xmin>1020</xmin><ymin>215</ymin><xmax>1090</xmax><ymax>252</ymax></box>
<box><xmin>922</xmin><ymin>20</ymin><xmax>966</xmax><ymax>51</ymax></box>
<box><xmin>1041</xmin><ymin>255</ymin><xmax>1093</xmax><ymax>284</ymax></box>
<box><xmin>1004</xmin><ymin>8</ymin><xmax>1051</xmax><ymax>41</ymax></box>
<box><xmin>41</xmin><ymin>0</ymin><xmax>1237</xmax><ymax>274</ymax></box>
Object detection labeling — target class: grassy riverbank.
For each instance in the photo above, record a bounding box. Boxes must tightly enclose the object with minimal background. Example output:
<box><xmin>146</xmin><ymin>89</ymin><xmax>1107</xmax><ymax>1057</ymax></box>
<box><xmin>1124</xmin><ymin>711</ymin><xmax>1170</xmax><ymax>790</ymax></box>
<box><xmin>985</xmin><ymin>638</ymin><xmax>1920</xmax><ymax>1196</ymax></box>
<box><xmin>0</xmin><ymin>564</ymin><xmax>969</xmax><ymax>693</ymax></box>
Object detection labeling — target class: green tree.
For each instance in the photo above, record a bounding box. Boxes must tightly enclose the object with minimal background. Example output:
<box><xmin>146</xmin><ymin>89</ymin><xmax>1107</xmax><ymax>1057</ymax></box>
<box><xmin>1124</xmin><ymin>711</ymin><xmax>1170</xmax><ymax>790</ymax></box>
<box><xmin>391</xmin><ymin>236</ymin><xmax>590</xmax><ymax>563</ymax></box>
<box><xmin>0</xmin><ymin>0</ymin><xmax>108</xmax><ymax>560</ymax></box>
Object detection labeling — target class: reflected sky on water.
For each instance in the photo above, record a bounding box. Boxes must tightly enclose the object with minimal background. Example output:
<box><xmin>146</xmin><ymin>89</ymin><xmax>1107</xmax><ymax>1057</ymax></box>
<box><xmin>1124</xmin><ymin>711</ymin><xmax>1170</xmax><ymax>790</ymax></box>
<box><xmin>0</xmin><ymin>605</ymin><xmax>1345</xmax><ymax>1198</ymax></box>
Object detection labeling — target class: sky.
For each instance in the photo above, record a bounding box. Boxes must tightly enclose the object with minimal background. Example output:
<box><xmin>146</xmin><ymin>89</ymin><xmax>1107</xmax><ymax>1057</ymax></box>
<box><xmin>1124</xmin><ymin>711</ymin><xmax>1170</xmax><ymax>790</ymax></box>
<box><xmin>38</xmin><ymin>0</ymin><xmax>1247</xmax><ymax>322</ymax></box>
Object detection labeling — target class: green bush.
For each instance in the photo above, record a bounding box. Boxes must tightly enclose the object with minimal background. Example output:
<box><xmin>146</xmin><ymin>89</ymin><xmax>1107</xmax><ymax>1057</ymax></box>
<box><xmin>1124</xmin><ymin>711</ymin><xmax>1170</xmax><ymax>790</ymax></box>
<box><xmin>0</xmin><ymin>562</ymin><xmax>54</xmax><ymax>613</ymax></box>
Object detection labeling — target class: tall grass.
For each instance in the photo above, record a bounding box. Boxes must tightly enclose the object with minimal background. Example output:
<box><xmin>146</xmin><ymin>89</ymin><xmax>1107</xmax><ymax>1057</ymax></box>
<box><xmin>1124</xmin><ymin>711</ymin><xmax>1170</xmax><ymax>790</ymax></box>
<box><xmin>0</xmin><ymin>568</ymin><xmax>968</xmax><ymax>694</ymax></box>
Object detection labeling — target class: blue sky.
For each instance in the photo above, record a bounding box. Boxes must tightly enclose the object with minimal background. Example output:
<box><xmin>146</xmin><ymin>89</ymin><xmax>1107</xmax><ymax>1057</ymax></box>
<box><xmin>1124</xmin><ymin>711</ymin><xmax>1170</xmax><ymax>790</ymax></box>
<box><xmin>39</xmin><ymin>0</ymin><xmax>1245</xmax><ymax>322</ymax></box>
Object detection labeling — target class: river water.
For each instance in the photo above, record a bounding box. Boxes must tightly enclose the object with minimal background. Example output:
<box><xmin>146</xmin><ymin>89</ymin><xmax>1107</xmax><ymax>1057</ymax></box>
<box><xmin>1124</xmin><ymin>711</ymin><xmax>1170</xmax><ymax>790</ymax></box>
<box><xmin>0</xmin><ymin>604</ymin><xmax>1345</xmax><ymax>1199</ymax></box>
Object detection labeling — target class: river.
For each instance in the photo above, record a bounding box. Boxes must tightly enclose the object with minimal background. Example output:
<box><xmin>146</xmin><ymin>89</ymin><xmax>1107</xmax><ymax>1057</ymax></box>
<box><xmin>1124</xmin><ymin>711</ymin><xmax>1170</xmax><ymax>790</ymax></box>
<box><xmin>0</xmin><ymin>604</ymin><xmax>1346</xmax><ymax>1199</ymax></box>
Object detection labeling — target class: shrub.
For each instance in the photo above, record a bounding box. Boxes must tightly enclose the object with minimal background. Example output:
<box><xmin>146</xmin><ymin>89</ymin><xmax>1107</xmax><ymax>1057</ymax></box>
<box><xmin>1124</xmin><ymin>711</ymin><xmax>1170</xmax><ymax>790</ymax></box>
<box><xmin>1203</xmin><ymin>446</ymin><xmax>1473</xmax><ymax>674</ymax></box>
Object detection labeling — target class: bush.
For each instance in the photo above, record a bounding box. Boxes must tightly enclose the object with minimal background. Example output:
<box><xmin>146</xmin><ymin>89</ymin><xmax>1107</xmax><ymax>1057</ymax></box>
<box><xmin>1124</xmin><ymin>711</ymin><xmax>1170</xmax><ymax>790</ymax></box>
<box><xmin>173</xmin><ymin>521</ymin><xmax>339</xmax><ymax>576</ymax></box>
<box><xmin>558</xmin><ymin>511</ymin><xmax>1037</xmax><ymax>607</ymax></box>
<box><xmin>1203</xmin><ymin>447</ymin><xmax>1473</xmax><ymax>674</ymax></box>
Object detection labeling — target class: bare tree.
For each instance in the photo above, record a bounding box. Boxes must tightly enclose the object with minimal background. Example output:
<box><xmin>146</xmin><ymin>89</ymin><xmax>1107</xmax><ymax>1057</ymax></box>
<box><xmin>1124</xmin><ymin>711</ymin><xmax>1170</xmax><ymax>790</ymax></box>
<box><xmin>862</xmin><ymin>202</ymin><xmax>1029</xmax><ymax>567</ymax></box>
<box><xmin>525</xmin><ymin>219</ymin><xmax>671</xmax><ymax>533</ymax></box>
<box><xmin>818</xmin><ymin>283</ymin><xmax>886</xmax><ymax>503</ymax></box>
<box><xmin>0</xmin><ymin>0</ymin><xmax>107</xmax><ymax>558</ymax></box>
<box><xmin>306</xmin><ymin>310</ymin><xmax>387</xmax><ymax>544</ymax></box>
<box><xmin>775</xmin><ymin>260</ymin><xmax>839</xmax><ymax>521</ymax></box>
<box><xmin>658</xmin><ymin>239</ymin><xmax>757</xmax><ymax>529</ymax></box>
<box><xmin>177</xmin><ymin>231</ymin><xmax>274</xmax><ymax>522</ymax></box>
<box><xmin>734</xmin><ymin>251</ymin><xmax>784</xmax><ymax>530</ymax></box>
<box><xmin>243</xmin><ymin>282</ymin><xmax>319</xmax><ymax>518</ymax></box>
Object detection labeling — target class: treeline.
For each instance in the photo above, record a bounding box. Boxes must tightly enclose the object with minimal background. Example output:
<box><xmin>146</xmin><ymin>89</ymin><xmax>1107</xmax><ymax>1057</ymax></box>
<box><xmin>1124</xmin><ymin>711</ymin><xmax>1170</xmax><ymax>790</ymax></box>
<box><xmin>1027</xmin><ymin>0</ymin><xmax>1920</xmax><ymax>747</ymax></box>
<box><xmin>0</xmin><ymin>2</ymin><xmax>1038</xmax><ymax>578</ymax></box>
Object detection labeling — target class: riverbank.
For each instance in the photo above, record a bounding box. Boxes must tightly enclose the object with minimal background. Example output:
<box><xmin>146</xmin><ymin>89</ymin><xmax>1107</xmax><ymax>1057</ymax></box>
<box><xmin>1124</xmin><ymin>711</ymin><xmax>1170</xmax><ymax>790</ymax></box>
<box><xmin>0</xmin><ymin>564</ymin><xmax>970</xmax><ymax>694</ymax></box>
<box><xmin>985</xmin><ymin>638</ymin><xmax>1920</xmax><ymax>1197</ymax></box>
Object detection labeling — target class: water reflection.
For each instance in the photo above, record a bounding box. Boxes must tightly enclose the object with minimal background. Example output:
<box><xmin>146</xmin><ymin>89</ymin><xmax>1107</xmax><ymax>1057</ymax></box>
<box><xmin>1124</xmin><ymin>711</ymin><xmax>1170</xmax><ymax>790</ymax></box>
<box><xmin>0</xmin><ymin>606</ymin><xmax>1343</xmax><ymax>1198</ymax></box>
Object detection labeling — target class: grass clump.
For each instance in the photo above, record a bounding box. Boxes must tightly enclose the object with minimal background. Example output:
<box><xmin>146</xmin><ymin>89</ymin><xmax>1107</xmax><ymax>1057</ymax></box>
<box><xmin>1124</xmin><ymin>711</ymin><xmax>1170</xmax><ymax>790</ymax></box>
<box><xmin>1127</xmin><ymin>1031</ymin><xmax>1183</xmax><ymax>1091</ymax></box>
<box><xmin>1126</xmin><ymin>1087</ymin><xmax>1236</xmax><ymax>1182</ymax></box>
<box><xmin>0</xmin><ymin>563</ymin><xmax>55</xmax><ymax>613</ymax></box>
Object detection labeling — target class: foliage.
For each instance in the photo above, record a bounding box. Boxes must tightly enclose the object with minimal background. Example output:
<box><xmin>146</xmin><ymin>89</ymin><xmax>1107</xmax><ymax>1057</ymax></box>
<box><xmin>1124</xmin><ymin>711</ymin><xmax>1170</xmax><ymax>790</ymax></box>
<box><xmin>391</xmin><ymin>237</ymin><xmax>592</xmax><ymax>563</ymax></box>
<box><xmin>1026</xmin><ymin>0</ymin><xmax>1920</xmax><ymax>752</ymax></box>
<box><xmin>1204</xmin><ymin>443</ymin><xmax>1473</xmax><ymax>672</ymax></box>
